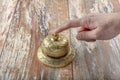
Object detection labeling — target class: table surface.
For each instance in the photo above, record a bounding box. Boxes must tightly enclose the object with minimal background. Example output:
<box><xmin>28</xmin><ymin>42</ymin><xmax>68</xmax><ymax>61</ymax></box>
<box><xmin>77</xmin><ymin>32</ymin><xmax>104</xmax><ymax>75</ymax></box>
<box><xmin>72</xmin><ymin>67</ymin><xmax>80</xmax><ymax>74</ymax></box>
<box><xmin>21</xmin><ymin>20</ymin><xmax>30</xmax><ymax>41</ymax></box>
<box><xmin>0</xmin><ymin>0</ymin><xmax>120</xmax><ymax>80</ymax></box>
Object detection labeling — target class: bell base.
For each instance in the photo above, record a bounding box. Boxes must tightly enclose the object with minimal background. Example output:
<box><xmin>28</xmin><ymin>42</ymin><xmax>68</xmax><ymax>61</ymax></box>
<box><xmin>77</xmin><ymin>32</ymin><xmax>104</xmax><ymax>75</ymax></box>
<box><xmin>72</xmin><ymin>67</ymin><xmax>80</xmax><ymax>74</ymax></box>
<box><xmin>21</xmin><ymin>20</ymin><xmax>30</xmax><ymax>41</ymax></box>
<box><xmin>37</xmin><ymin>47</ymin><xmax>75</xmax><ymax>68</ymax></box>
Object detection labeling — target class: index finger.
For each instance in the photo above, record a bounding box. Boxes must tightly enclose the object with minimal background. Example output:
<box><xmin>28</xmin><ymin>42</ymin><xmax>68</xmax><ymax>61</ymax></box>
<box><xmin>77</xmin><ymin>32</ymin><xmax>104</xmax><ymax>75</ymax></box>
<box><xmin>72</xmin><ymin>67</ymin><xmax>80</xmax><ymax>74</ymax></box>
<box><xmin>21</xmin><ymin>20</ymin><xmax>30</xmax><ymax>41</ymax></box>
<box><xmin>53</xmin><ymin>19</ymin><xmax>83</xmax><ymax>33</ymax></box>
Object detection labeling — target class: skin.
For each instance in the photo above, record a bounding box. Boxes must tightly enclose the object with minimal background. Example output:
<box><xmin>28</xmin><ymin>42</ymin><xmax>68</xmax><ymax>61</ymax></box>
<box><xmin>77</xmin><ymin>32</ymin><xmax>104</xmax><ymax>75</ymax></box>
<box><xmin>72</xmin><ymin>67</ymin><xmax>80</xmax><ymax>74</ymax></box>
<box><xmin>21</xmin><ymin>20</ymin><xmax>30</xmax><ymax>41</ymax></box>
<box><xmin>52</xmin><ymin>12</ymin><xmax>120</xmax><ymax>42</ymax></box>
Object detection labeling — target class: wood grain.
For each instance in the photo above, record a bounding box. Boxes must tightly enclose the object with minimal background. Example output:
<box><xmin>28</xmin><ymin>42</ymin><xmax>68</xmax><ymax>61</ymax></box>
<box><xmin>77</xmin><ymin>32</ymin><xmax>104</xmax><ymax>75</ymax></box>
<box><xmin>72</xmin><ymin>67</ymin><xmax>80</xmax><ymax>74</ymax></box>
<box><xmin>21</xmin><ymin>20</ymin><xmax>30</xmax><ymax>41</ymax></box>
<box><xmin>0</xmin><ymin>0</ymin><xmax>72</xmax><ymax>80</ymax></box>
<box><xmin>0</xmin><ymin>0</ymin><xmax>120</xmax><ymax>80</ymax></box>
<box><xmin>69</xmin><ymin>0</ymin><xmax>120</xmax><ymax>80</ymax></box>
<box><xmin>0</xmin><ymin>0</ymin><xmax>18</xmax><ymax>55</ymax></box>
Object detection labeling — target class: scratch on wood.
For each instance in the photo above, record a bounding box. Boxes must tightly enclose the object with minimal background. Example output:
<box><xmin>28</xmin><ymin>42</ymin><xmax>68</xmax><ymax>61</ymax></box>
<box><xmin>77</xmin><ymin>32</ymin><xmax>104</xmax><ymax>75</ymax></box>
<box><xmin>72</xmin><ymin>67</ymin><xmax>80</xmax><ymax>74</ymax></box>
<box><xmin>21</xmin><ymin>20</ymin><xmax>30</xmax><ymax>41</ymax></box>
<box><xmin>0</xmin><ymin>0</ymin><xmax>18</xmax><ymax>54</ymax></box>
<box><xmin>90</xmin><ymin>0</ymin><xmax>114</xmax><ymax>13</ymax></box>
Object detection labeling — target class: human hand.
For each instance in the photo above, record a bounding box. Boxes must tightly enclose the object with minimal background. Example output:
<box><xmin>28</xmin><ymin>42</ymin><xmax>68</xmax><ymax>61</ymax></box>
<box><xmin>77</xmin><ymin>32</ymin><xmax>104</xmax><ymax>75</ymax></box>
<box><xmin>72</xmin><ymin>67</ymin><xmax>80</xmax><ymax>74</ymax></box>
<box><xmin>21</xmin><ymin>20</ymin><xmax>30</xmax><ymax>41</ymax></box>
<box><xmin>52</xmin><ymin>13</ymin><xmax>120</xmax><ymax>42</ymax></box>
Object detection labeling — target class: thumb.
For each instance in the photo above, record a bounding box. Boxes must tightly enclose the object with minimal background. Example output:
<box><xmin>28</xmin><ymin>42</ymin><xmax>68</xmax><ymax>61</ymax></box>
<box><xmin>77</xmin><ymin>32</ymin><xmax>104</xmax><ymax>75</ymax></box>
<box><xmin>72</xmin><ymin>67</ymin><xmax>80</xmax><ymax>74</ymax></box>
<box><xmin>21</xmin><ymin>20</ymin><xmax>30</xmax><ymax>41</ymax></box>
<box><xmin>76</xmin><ymin>31</ymin><xmax>96</xmax><ymax>41</ymax></box>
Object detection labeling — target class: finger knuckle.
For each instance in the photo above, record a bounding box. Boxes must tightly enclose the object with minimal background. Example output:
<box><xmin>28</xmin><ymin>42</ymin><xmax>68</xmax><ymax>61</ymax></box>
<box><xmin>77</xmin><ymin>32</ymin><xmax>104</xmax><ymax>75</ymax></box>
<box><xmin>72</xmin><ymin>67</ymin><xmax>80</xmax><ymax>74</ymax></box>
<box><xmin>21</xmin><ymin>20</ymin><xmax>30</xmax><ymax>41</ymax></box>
<box><xmin>78</xmin><ymin>33</ymin><xmax>85</xmax><ymax>40</ymax></box>
<box><xmin>84</xmin><ymin>16</ymin><xmax>93</xmax><ymax>28</ymax></box>
<box><xmin>93</xmin><ymin>32</ymin><xmax>99</xmax><ymax>39</ymax></box>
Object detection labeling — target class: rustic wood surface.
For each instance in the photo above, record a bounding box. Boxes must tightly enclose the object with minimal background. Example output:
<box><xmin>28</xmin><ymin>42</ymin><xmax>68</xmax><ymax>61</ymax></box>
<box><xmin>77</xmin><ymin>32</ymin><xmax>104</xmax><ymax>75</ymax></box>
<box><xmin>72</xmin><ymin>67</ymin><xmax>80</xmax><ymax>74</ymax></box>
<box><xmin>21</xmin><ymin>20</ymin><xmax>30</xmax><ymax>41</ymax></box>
<box><xmin>0</xmin><ymin>0</ymin><xmax>120</xmax><ymax>80</ymax></box>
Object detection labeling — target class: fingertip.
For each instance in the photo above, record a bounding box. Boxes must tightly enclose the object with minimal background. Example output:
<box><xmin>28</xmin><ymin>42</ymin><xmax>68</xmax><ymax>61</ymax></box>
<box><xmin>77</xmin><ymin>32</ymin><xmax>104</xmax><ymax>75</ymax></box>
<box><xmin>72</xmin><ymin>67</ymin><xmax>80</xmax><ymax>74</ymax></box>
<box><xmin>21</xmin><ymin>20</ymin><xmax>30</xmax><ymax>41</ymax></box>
<box><xmin>48</xmin><ymin>30</ymin><xmax>53</xmax><ymax>34</ymax></box>
<box><xmin>49</xmin><ymin>28</ymin><xmax>61</xmax><ymax>34</ymax></box>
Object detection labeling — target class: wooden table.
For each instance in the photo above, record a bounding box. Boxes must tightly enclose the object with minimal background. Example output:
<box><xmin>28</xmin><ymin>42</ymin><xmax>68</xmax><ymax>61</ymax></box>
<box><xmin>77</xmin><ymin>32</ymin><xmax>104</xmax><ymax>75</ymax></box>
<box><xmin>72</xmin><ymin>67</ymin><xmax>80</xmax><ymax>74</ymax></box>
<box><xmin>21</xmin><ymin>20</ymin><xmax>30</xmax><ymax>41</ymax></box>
<box><xmin>0</xmin><ymin>0</ymin><xmax>120</xmax><ymax>80</ymax></box>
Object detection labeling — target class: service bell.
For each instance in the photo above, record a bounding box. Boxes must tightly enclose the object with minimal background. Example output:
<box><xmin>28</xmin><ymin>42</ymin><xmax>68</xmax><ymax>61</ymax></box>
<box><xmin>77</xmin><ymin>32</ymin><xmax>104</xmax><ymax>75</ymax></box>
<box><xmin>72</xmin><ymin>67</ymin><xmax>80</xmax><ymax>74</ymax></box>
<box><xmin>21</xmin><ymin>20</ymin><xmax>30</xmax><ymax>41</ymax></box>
<box><xmin>37</xmin><ymin>33</ymin><xmax>75</xmax><ymax>68</ymax></box>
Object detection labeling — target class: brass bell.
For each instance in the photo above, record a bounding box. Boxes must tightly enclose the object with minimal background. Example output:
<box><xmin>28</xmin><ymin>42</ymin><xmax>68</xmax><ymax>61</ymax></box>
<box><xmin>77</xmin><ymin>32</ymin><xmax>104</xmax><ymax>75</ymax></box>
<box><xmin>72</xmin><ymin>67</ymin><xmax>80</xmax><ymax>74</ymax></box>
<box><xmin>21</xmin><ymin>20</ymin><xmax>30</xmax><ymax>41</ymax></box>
<box><xmin>37</xmin><ymin>33</ymin><xmax>75</xmax><ymax>68</ymax></box>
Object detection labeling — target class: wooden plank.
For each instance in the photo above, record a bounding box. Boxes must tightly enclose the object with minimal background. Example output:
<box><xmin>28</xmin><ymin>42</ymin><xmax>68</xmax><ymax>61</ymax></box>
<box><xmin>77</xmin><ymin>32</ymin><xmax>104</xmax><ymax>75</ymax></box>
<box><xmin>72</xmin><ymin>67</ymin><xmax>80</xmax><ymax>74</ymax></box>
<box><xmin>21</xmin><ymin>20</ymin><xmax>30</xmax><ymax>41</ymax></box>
<box><xmin>0</xmin><ymin>0</ymin><xmax>32</xmax><ymax>79</ymax></box>
<box><xmin>0</xmin><ymin>0</ymin><xmax>73</xmax><ymax>79</ymax></box>
<box><xmin>0</xmin><ymin>0</ymin><xmax>18</xmax><ymax>55</ymax></box>
<box><xmin>69</xmin><ymin>0</ymin><xmax>120</xmax><ymax>80</ymax></box>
